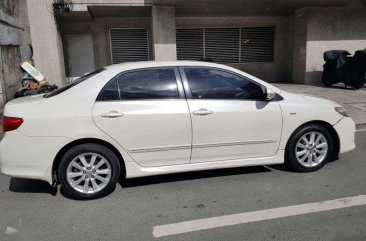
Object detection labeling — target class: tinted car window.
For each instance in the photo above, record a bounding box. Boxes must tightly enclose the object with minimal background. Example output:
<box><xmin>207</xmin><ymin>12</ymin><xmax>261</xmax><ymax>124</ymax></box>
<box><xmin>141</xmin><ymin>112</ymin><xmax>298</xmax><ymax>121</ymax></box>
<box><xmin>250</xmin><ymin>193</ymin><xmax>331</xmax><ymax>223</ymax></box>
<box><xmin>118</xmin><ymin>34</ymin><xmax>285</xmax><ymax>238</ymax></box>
<box><xmin>44</xmin><ymin>68</ymin><xmax>105</xmax><ymax>98</ymax></box>
<box><xmin>117</xmin><ymin>68</ymin><xmax>179</xmax><ymax>100</ymax></box>
<box><xmin>97</xmin><ymin>79</ymin><xmax>119</xmax><ymax>101</ymax></box>
<box><xmin>183</xmin><ymin>67</ymin><xmax>265</xmax><ymax>100</ymax></box>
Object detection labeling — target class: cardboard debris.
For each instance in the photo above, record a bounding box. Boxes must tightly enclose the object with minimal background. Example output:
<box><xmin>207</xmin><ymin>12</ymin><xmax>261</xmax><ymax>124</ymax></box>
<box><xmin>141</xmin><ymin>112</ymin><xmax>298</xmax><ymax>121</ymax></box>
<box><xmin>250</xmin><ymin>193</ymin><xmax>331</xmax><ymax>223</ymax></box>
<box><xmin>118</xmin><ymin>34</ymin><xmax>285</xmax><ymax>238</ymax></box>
<box><xmin>20</xmin><ymin>61</ymin><xmax>45</xmax><ymax>82</ymax></box>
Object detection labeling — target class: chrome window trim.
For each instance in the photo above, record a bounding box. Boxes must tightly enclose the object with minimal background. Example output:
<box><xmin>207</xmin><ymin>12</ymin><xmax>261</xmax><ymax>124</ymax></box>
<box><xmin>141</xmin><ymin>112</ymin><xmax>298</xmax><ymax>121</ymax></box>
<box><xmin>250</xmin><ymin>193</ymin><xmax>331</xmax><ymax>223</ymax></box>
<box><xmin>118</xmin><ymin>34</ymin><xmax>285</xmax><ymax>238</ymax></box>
<box><xmin>192</xmin><ymin>139</ymin><xmax>276</xmax><ymax>149</ymax></box>
<box><xmin>129</xmin><ymin>144</ymin><xmax>191</xmax><ymax>153</ymax></box>
<box><xmin>129</xmin><ymin>139</ymin><xmax>276</xmax><ymax>153</ymax></box>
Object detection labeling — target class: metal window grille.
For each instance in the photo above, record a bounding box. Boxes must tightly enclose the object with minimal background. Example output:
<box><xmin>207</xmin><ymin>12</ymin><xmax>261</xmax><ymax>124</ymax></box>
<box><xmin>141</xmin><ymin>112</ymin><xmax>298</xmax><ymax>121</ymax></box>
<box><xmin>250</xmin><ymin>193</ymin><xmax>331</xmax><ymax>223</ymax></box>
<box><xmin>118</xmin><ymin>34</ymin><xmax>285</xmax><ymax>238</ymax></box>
<box><xmin>176</xmin><ymin>28</ymin><xmax>204</xmax><ymax>61</ymax></box>
<box><xmin>176</xmin><ymin>26</ymin><xmax>275</xmax><ymax>64</ymax></box>
<box><xmin>110</xmin><ymin>28</ymin><xmax>149</xmax><ymax>64</ymax></box>
<box><xmin>204</xmin><ymin>28</ymin><xmax>240</xmax><ymax>64</ymax></box>
<box><xmin>241</xmin><ymin>26</ymin><xmax>275</xmax><ymax>63</ymax></box>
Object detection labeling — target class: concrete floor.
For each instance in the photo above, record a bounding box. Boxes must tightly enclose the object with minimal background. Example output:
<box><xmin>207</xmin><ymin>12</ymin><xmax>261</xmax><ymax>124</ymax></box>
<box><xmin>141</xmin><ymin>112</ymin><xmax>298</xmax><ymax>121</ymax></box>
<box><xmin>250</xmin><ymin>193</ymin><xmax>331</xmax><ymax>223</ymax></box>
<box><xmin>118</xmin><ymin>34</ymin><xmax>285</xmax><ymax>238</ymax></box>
<box><xmin>0</xmin><ymin>131</ymin><xmax>365</xmax><ymax>241</ymax></box>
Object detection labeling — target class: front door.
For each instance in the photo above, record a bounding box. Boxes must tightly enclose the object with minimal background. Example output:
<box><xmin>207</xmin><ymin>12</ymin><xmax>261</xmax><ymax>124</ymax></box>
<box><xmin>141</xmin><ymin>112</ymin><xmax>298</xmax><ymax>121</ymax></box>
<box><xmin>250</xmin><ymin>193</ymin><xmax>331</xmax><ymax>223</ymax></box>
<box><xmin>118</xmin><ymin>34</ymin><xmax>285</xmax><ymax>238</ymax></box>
<box><xmin>179</xmin><ymin>67</ymin><xmax>282</xmax><ymax>163</ymax></box>
<box><xmin>92</xmin><ymin>67</ymin><xmax>192</xmax><ymax>167</ymax></box>
<box><xmin>66</xmin><ymin>35</ymin><xmax>95</xmax><ymax>77</ymax></box>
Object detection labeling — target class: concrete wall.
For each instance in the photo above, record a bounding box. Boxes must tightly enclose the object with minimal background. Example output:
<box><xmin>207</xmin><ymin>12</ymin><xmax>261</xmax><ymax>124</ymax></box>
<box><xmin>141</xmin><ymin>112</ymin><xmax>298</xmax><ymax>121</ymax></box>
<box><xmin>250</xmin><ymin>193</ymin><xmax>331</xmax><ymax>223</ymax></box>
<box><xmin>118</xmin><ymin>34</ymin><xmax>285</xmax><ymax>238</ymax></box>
<box><xmin>71</xmin><ymin>0</ymin><xmax>153</xmax><ymax>4</ymax></box>
<box><xmin>306</xmin><ymin>1</ymin><xmax>366</xmax><ymax>85</ymax></box>
<box><xmin>176</xmin><ymin>16</ymin><xmax>292</xmax><ymax>83</ymax></box>
<box><xmin>291</xmin><ymin>8</ymin><xmax>308</xmax><ymax>84</ymax></box>
<box><xmin>60</xmin><ymin>17</ymin><xmax>151</xmax><ymax>76</ymax></box>
<box><xmin>59</xmin><ymin>1</ymin><xmax>366</xmax><ymax>85</ymax></box>
<box><xmin>18</xmin><ymin>0</ymin><xmax>31</xmax><ymax>46</ymax></box>
<box><xmin>61</xmin><ymin>15</ymin><xmax>291</xmax><ymax>82</ymax></box>
<box><xmin>61</xmin><ymin>7</ymin><xmax>178</xmax><ymax>76</ymax></box>
<box><xmin>292</xmin><ymin>0</ymin><xmax>366</xmax><ymax>85</ymax></box>
<box><xmin>0</xmin><ymin>47</ymin><xmax>22</xmax><ymax>101</ymax></box>
<box><xmin>151</xmin><ymin>6</ymin><xmax>176</xmax><ymax>61</ymax></box>
<box><xmin>24</xmin><ymin>0</ymin><xmax>366</xmax><ymax>87</ymax></box>
<box><xmin>27</xmin><ymin>0</ymin><xmax>66</xmax><ymax>87</ymax></box>
<box><xmin>0</xmin><ymin>0</ymin><xmax>30</xmax><ymax>112</ymax></box>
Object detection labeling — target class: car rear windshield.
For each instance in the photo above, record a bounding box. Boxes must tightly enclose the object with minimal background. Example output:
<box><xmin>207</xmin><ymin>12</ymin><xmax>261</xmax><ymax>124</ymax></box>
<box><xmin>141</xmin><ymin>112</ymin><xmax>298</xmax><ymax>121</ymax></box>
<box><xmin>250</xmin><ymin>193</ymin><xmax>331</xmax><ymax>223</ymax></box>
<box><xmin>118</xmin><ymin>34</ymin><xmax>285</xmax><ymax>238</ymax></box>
<box><xmin>44</xmin><ymin>68</ymin><xmax>106</xmax><ymax>98</ymax></box>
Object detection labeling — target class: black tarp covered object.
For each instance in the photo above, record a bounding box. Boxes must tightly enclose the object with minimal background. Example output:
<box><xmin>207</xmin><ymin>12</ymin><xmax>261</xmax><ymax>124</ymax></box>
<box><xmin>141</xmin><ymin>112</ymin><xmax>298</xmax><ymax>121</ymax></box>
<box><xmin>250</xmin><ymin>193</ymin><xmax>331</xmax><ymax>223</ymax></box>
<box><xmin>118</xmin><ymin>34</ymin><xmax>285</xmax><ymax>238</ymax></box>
<box><xmin>321</xmin><ymin>49</ymin><xmax>366</xmax><ymax>89</ymax></box>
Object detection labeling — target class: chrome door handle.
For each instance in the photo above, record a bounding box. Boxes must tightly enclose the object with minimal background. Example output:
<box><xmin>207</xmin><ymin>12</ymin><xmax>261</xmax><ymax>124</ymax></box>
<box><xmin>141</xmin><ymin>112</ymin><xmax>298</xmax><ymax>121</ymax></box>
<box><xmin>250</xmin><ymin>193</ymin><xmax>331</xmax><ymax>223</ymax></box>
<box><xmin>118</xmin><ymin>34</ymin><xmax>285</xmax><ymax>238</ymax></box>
<box><xmin>101</xmin><ymin>111</ymin><xmax>124</xmax><ymax>118</ymax></box>
<box><xmin>192</xmin><ymin>108</ymin><xmax>213</xmax><ymax>116</ymax></box>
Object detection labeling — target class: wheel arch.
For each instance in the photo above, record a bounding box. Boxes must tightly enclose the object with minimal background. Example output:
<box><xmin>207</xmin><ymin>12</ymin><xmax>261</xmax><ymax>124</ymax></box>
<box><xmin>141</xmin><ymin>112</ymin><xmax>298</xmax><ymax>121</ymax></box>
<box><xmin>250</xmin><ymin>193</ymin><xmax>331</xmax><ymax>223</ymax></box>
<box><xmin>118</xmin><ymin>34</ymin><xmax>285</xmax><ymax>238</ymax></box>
<box><xmin>52</xmin><ymin>138</ymin><xmax>126</xmax><ymax>182</ymax></box>
<box><xmin>285</xmin><ymin>120</ymin><xmax>340</xmax><ymax>161</ymax></box>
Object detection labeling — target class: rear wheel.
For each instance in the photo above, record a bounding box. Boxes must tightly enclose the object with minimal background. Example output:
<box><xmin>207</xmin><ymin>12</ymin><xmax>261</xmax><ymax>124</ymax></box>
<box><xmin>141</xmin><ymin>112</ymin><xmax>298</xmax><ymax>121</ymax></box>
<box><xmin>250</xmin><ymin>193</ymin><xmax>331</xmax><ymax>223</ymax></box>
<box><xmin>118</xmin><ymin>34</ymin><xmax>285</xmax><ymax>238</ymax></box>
<box><xmin>58</xmin><ymin>144</ymin><xmax>120</xmax><ymax>200</ymax></box>
<box><xmin>286</xmin><ymin>124</ymin><xmax>334</xmax><ymax>172</ymax></box>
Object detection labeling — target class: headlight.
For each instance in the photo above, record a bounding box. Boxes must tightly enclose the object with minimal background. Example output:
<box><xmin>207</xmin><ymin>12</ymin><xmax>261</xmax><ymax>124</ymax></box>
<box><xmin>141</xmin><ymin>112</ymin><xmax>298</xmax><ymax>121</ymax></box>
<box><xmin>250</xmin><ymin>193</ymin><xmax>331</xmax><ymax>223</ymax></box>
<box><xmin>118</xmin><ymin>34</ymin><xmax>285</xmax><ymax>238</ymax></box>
<box><xmin>335</xmin><ymin>107</ymin><xmax>350</xmax><ymax>117</ymax></box>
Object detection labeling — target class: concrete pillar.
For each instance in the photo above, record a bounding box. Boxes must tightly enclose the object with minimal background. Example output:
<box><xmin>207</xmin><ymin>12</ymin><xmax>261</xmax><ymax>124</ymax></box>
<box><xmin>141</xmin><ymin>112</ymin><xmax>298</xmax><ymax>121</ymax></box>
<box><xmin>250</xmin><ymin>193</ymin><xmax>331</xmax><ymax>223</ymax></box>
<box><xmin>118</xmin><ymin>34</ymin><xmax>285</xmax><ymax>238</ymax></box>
<box><xmin>27</xmin><ymin>0</ymin><xmax>66</xmax><ymax>86</ymax></box>
<box><xmin>292</xmin><ymin>8</ymin><xmax>308</xmax><ymax>84</ymax></box>
<box><xmin>151</xmin><ymin>5</ymin><xmax>177</xmax><ymax>61</ymax></box>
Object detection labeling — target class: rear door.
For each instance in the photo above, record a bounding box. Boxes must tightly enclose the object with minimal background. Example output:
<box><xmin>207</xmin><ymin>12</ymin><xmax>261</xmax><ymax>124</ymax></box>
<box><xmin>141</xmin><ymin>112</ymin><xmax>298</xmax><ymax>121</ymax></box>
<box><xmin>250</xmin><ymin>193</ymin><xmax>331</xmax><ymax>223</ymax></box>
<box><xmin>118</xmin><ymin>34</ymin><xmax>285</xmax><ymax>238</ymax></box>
<box><xmin>92</xmin><ymin>67</ymin><xmax>192</xmax><ymax>167</ymax></box>
<box><xmin>180</xmin><ymin>66</ymin><xmax>282</xmax><ymax>163</ymax></box>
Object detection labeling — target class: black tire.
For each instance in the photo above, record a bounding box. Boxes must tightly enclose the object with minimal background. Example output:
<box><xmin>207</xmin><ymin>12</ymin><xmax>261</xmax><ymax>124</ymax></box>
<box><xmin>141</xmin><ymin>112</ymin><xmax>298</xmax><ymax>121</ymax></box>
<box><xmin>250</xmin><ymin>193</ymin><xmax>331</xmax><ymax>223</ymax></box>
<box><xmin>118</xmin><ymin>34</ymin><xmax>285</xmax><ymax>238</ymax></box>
<box><xmin>285</xmin><ymin>124</ymin><xmax>334</xmax><ymax>172</ymax></box>
<box><xmin>58</xmin><ymin>144</ymin><xmax>120</xmax><ymax>200</ymax></box>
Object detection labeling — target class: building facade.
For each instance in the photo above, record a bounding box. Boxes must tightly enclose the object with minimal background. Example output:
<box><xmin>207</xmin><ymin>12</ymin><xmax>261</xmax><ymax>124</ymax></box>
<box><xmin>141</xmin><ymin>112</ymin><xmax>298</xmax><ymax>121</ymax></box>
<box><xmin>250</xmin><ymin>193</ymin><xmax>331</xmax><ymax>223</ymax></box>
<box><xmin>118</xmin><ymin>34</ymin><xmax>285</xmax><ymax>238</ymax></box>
<box><xmin>22</xmin><ymin>0</ymin><xmax>366</xmax><ymax>88</ymax></box>
<box><xmin>0</xmin><ymin>0</ymin><xmax>31</xmax><ymax>112</ymax></box>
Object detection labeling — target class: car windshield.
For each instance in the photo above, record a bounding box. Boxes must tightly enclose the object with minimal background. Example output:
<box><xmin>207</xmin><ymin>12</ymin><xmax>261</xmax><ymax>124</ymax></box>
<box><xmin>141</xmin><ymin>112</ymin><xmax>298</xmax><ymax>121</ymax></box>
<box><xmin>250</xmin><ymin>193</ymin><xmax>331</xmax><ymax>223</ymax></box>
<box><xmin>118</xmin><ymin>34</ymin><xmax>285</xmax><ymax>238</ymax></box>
<box><xmin>44</xmin><ymin>68</ymin><xmax>105</xmax><ymax>98</ymax></box>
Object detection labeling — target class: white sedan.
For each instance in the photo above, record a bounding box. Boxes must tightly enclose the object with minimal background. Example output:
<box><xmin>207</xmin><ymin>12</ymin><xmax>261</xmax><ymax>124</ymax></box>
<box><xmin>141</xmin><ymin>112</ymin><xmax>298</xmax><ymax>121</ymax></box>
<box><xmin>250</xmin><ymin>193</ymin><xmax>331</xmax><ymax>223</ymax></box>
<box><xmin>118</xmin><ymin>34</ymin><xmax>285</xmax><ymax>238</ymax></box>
<box><xmin>0</xmin><ymin>61</ymin><xmax>356</xmax><ymax>199</ymax></box>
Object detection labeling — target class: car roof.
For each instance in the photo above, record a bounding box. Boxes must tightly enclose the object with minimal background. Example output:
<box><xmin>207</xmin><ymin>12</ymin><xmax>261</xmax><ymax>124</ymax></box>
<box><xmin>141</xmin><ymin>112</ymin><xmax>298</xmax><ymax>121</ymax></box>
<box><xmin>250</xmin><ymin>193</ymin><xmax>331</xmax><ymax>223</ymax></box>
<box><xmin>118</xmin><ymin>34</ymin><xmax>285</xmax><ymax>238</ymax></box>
<box><xmin>104</xmin><ymin>60</ymin><xmax>228</xmax><ymax>71</ymax></box>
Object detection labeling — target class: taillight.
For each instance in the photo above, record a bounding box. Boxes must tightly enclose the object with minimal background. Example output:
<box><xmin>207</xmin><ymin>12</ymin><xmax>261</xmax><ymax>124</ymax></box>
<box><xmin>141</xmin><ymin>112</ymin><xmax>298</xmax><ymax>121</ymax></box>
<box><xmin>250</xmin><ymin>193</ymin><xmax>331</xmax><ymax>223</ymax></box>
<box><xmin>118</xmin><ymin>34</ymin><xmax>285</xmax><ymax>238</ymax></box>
<box><xmin>2</xmin><ymin>116</ymin><xmax>23</xmax><ymax>132</ymax></box>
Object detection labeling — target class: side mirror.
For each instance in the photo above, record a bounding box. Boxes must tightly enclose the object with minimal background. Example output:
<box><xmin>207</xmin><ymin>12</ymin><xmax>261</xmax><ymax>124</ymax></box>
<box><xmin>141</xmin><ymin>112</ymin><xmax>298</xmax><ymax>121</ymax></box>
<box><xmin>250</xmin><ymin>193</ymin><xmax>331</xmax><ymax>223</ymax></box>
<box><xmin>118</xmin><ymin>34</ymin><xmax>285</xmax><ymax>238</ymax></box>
<box><xmin>265</xmin><ymin>87</ymin><xmax>276</xmax><ymax>101</ymax></box>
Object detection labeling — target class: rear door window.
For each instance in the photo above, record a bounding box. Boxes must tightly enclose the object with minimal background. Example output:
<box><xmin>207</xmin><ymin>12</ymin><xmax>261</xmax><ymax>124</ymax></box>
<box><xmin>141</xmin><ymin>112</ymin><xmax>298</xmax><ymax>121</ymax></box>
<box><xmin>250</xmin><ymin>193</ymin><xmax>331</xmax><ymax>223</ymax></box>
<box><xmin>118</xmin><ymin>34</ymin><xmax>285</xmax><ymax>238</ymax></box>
<box><xmin>97</xmin><ymin>79</ymin><xmax>120</xmax><ymax>101</ymax></box>
<box><xmin>97</xmin><ymin>68</ymin><xmax>180</xmax><ymax>101</ymax></box>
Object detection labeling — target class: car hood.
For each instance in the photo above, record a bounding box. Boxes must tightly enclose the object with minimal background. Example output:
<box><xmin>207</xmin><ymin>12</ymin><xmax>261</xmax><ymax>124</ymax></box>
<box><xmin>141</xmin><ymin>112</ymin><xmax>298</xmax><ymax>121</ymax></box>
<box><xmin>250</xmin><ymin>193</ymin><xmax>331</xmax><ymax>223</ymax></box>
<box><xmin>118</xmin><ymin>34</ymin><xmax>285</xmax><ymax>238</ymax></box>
<box><xmin>300</xmin><ymin>94</ymin><xmax>338</xmax><ymax>105</ymax></box>
<box><xmin>280</xmin><ymin>91</ymin><xmax>339</xmax><ymax>106</ymax></box>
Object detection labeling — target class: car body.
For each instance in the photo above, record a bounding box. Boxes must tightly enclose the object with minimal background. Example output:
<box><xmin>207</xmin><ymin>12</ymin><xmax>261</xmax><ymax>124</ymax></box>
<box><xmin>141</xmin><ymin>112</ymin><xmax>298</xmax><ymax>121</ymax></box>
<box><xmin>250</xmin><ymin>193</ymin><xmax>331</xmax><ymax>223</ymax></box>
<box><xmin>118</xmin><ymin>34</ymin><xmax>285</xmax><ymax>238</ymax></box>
<box><xmin>0</xmin><ymin>61</ymin><xmax>356</xmax><ymax>199</ymax></box>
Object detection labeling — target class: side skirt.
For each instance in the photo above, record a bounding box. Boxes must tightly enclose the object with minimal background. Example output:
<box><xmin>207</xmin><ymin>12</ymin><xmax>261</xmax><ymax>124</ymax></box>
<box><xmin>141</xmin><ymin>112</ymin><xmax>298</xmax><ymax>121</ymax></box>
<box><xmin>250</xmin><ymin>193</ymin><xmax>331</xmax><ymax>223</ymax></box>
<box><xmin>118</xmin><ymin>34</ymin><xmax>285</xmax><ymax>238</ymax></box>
<box><xmin>125</xmin><ymin>150</ymin><xmax>285</xmax><ymax>178</ymax></box>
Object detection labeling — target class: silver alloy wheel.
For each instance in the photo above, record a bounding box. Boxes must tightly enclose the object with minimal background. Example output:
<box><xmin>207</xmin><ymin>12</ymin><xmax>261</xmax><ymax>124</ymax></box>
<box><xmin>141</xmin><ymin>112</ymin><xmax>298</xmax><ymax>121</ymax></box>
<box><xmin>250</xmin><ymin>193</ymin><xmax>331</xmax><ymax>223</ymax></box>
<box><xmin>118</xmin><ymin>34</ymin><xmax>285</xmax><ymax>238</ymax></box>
<box><xmin>295</xmin><ymin>131</ymin><xmax>328</xmax><ymax>167</ymax></box>
<box><xmin>66</xmin><ymin>153</ymin><xmax>112</xmax><ymax>194</ymax></box>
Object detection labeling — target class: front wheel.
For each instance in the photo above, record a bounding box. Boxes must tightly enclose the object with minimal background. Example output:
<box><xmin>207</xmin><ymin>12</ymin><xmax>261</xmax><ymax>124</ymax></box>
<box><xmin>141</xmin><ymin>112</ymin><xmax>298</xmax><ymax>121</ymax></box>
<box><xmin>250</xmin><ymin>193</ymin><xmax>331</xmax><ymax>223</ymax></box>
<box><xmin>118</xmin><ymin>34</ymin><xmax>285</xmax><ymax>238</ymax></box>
<box><xmin>58</xmin><ymin>144</ymin><xmax>120</xmax><ymax>200</ymax></box>
<box><xmin>286</xmin><ymin>124</ymin><xmax>334</xmax><ymax>172</ymax></box>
